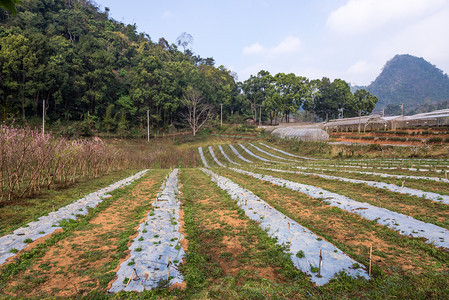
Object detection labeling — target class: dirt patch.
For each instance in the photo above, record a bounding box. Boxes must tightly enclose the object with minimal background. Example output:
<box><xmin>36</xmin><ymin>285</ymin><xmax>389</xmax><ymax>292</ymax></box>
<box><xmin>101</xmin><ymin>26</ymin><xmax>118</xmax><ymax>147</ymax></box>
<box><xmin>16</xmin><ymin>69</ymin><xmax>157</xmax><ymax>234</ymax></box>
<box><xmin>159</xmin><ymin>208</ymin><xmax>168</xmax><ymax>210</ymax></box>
<box><xmin>2</xmin><ymin>172</ymin><xmax>165</xmax><ymax>298</ymax></box>
<box><xmin>221</xmin><ymin>169</ymin><xmax>447</xmax><ymax>275</ymax></box>
<box><xmin>182</xmin><ymin>169</ymin><xmax>288</xmax><ymax>284</ymax></box>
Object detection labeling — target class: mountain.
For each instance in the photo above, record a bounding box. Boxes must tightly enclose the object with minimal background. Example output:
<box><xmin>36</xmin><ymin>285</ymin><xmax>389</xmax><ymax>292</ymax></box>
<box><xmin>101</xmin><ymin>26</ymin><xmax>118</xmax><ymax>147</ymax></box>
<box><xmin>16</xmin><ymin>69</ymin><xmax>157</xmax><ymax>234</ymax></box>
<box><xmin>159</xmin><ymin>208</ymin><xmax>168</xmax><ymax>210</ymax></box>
<box><xmin>365</xmin><ymin>54</ymin><xmax>449</xmax><ymax>112</ymax></box>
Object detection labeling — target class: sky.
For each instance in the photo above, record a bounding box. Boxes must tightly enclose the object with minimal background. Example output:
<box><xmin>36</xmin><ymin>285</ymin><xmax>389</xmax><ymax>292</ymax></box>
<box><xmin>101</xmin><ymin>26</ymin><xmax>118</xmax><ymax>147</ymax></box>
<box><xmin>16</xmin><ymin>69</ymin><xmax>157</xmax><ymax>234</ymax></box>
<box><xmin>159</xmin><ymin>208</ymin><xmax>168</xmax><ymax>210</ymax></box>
<box><xmin>95</xmin><ymin>0</ymin><xmax>449</xmax><ymax>86</ymax></box>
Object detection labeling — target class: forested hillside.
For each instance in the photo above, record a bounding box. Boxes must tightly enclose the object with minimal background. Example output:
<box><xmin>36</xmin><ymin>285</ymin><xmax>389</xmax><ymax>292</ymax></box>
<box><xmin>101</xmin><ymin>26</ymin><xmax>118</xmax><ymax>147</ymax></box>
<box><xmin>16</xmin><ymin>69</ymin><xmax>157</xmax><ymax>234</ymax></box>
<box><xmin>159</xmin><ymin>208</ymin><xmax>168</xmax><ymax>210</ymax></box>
<box><xmin>0</xmin><ymin>0</ymin><xmax>379</xmax><ymax>134</ymax></box>
<box><xmin>367</xmin><ymin>54</ymin><xmax>449</xmax><ymax>112</ymax></box>
<box><xmin>0</xmin><ymin>0</ymin><xmax>239</xmax><ymax>134</ymax></box>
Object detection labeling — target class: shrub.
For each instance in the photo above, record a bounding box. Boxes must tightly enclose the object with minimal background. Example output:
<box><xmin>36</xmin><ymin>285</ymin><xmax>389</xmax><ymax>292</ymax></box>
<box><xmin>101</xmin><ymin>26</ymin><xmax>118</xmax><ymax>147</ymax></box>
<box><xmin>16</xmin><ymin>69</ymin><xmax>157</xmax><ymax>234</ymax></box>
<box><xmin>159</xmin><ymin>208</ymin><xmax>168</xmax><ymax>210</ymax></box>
<box><xmin>427</xmin><ymin>137</ymin><xmax>443</xmax><ymax>143</ymax></box>
<box><xmin>0</xmin><ymin>125</ymin><xmax>130</xmax><ymax>203</ymax></box>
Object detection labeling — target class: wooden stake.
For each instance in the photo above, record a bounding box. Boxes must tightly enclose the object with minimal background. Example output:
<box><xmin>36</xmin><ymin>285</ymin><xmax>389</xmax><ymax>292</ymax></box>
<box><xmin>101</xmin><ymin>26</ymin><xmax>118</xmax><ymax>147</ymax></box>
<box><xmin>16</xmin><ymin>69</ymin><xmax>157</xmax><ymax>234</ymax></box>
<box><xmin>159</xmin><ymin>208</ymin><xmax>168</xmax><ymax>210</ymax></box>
<box><xmin>167</xmin><ymin>254</ymin><xmax>173</xmax><ymax>281</ymax></box>
<box><xmin>445</xmin><ymin>171</ymin><xmax>448</xmax><ymax>179</ymax></box>
<box><xmin>318</xmin><ymin>249</ymin><xmax>322</xmax><ymax>277</ymax></box>
<box><xmin>126</xmin><ymin>262</ymin><xmax>138</xmax><ymax>287</ymax></box>
<box><xmin>264</xmin><ymin>204</ymin><xmax>267</xmax><ymax>220</ymax></box>
<box><xmin>401</xmin><ymin>180</ymin><xmax>405</xmax><ymax>192</ymax></box>
<box><xmin>288</xmin><ymin>222</ymin><xmax>291</xmax><ymax>244</ymax></box>
<box><xmin>369</xmin><ymin>246</ymin><xmax>372</xmax><ymax>276</ymax></box>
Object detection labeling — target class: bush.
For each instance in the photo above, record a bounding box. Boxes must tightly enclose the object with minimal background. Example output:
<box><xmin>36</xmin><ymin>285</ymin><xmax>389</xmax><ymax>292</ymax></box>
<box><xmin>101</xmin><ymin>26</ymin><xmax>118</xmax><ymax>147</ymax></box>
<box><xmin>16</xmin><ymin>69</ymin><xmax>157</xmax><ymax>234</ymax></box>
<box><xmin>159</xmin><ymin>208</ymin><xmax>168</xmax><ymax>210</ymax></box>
<box><xmin>0</xmin><ymin>125</ymin><xmax>129</xmax><ymax>203</ymax></box>
<box><xmin>427</xmin><ymin>137</ymin><xmax>443</xmax><ymax>143</ymax></box>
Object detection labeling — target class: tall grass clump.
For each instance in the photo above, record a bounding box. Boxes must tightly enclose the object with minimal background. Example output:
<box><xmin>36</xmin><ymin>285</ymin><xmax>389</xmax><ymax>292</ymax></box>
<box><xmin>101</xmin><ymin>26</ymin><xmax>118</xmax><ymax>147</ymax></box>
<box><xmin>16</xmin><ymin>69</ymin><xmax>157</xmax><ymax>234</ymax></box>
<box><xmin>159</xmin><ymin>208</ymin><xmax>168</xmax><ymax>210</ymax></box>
<box><xmin>0</xmin><ymin>125</ymin><xmax>130</xmax><ymax>203</ymax></box>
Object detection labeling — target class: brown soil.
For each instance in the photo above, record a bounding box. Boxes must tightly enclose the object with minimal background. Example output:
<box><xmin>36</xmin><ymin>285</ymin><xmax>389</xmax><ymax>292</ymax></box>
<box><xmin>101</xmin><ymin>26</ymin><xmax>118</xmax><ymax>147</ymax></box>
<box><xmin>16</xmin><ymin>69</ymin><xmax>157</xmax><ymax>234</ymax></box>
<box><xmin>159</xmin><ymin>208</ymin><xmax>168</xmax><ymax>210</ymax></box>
<box><xmin>182</xmin><ymin>169</ymin><xmax>287</xmax><ymax>283</ymax></box>
<box><xmin>2</xmin><ymin>171</ymin><xmax>166</xmax><ymax>298</ymax></box>
<box><xmin>283</xmin><ymin>172</ymin><xmax>449</xmax><ymax>228</ymax></box>
<box><xmin>220</xmin><ymin>169</ymin><xmax>447</xmax><ymax>274</ymax></box>
<box><xmin>335</xmin><ymin>137</ymin><xmax>422</xmax><ymax>146</ymax></box>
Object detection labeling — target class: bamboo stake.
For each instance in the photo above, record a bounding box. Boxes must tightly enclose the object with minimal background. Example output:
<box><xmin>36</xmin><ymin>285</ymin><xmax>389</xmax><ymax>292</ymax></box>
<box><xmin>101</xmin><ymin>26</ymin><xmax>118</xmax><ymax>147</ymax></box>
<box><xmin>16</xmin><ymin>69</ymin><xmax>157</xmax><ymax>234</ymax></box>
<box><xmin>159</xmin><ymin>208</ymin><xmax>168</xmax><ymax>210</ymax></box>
<box><xmin>167</xmin><ymin>254</ymin><xmax>173</xmax><ymax>281</ymax></box>
<box><xmin>401</xmin><ymin>180</ymin><xmax>405</xmax><ymax>193</ymax></box>
<box><xmin>369</xmin><ymin>246</ymin><xmax>372</xmax><ymax>276</ymax></box>
<box><xmin>288</xmin><ymin>222</ymin><xmax>291</xmax><ymax>244</ymax></box>
<box><xmin>126</xmin><ymin>262</ymin><xmax>139</xmax><ymax>287</ymax></box>
<box><xmin>318</xmin><ymin>249</ymin><xmax>322</xmax><ymax>277</ymax></box>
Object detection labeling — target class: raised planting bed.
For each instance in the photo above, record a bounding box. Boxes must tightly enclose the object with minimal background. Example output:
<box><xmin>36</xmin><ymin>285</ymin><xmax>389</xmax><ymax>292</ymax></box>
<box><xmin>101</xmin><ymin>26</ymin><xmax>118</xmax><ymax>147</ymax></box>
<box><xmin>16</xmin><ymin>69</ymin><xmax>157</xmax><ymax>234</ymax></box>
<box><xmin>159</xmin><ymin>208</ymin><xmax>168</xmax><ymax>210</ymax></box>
<box><xmin>0</xmin><ymin>170</ymin><xmax>149</xmax><ymax>266</ymax></box>
<box><xmin>203</xmin><ymin>168</ymin><xmax>369</xmax><ymax>285</ymax></box>
<box><xmin>109</xmin><ymin>169</ymin><xmax>185</xmax><ymax>292</ymax></box>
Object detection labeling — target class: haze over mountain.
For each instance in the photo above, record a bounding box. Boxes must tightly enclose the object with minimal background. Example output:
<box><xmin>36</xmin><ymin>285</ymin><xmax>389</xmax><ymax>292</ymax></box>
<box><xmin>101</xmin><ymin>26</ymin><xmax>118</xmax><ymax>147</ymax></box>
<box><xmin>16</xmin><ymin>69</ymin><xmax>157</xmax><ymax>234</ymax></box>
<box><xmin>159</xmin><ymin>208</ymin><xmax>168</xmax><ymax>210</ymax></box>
<box><xmin>364</xmin><ymin>54</ymin><xmax>449</xmax><ymax>112</ymax></box>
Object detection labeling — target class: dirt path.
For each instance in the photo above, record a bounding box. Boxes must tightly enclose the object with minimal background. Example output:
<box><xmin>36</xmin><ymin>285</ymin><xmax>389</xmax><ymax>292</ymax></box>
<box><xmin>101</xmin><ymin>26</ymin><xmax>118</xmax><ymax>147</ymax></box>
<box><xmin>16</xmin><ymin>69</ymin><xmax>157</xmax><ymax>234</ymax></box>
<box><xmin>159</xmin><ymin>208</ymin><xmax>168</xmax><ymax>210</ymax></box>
<box><xmin>2</xmin><ymin>170</ymin><xmax>167</xmax><ymax>298</ymax></box>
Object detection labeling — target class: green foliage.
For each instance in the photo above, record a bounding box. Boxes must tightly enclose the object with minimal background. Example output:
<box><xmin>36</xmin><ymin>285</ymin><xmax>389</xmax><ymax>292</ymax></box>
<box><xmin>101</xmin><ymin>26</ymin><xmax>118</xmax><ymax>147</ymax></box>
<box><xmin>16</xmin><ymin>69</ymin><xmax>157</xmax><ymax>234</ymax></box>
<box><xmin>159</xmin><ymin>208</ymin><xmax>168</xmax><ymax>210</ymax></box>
<box><xmin>0</xmin><ymin>0</ymin><xmax>19</xmax><ymax>14</ymax></box>
<box><xmin>0</xmin><ymin>0</ymin><xmax>237</xmax><ymax>132</ymax></box>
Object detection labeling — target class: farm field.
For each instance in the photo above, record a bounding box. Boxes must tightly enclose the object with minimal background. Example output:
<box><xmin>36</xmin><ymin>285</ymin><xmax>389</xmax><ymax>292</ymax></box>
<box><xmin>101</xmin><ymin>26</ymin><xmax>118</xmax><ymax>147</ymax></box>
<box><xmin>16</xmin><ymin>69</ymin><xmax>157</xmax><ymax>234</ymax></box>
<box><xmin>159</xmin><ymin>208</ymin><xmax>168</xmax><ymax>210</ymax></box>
<box><xmin>1</xmin><ymin>135</ymin><xmax>449</xmax><ymax>298</ymax></box>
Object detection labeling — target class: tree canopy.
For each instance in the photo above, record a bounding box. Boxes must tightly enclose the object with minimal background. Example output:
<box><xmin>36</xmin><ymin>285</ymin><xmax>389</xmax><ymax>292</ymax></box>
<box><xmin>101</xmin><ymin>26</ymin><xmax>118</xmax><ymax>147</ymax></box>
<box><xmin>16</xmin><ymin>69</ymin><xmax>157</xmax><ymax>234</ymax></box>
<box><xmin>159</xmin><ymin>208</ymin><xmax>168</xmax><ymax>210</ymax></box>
<box><xmin>0</xmin><ymin>0</ymin><xmax>378</xmax><ymax>133</ymax></box>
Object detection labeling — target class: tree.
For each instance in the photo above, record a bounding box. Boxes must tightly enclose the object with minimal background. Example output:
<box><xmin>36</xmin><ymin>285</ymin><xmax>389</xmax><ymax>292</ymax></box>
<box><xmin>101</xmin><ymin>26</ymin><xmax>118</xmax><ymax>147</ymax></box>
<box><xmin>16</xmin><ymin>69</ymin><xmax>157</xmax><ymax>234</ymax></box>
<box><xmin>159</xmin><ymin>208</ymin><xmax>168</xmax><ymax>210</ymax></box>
<box><xmin>345</xmin><ymin>89</ymin><xmax>378</xmax><ymax>118</ymax></box>
<box><xmin>0</xmin><ymin>0</ymin><xmax>19</xmax><ymax>14</ymax></box>
<box><xmin>0</xmin><ymin>34</ymin><xmax>38</xmax><ymax>121</ymax></box>
<box><xmin>180</xmin><ymin>87</ymin><xmax>214</xmax><ymax>136</ymax></box>
<box><xmin>241</xmin><ymin>70</ymin><xmax>270</xmax><ymax>122</ymax></box>
<box><xmin>176</xmin><ymin>32</ymin><xmax>193</xmax><ymax>53</ymax></box>
<box><xmin>274</xmin><ymin>73</ymin><xmax>308</xmax><ymax>122</ymax></box>
<box><xmin>315</xmin><ymin>77</ymin><xmax>352</xmax><ymax>121</ymax></box>
<box><xmin>302</xmin><ymin>79</ymin><xmax>321</xmax><ymax>122</ymax></box>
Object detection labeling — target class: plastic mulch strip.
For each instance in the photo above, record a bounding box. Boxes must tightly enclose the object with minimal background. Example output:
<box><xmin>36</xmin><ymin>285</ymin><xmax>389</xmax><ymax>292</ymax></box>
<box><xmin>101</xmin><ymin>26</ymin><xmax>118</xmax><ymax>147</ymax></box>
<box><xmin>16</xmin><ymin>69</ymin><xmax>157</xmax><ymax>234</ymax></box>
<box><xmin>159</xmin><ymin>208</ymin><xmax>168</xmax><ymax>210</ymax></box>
<box><xmin>261</xmin><ymin>167</ymin><xmax>449</xmax><ymax>205</ymax></box>
<box><xmin>208</xmin><ymin>146</ymin><xmax>224</xmax><ymax>167</ymax></box>
<box><xmin>258</xmin><ymin>142</ymin><xmax>318</xmax><ymax>160</ymax></box>
<box><xmin>230</xmin><ymin>168</ymin><xmax>449</xmax><ymax>249</ymax></box>
<box><xmin>218</xmin><ymin>145</ymin><xmax>240</xmax><ymax>165</ymax></box>
<box><xmin>109</xmin><ymin>169</ymin><xmax>185</xmax><ymax>292</ymax></box>
<box><xmin>0</xmin><ymin>170</ymin><xmax>149</xmax><ymax>266</ymax></box>
<box><xmin>198</xmin><ymin>147</ymin><xmax>209</xmax><ymax>168</ymax></box>
<box><xmin>228</xmin><ymin>144</ymin><xmax>252</xmax><ymax>163</ymax></box>
<box><xmin>202</xmin><ymin>168</ymin><xmax>369</xmax><ymax>286</ymax></box>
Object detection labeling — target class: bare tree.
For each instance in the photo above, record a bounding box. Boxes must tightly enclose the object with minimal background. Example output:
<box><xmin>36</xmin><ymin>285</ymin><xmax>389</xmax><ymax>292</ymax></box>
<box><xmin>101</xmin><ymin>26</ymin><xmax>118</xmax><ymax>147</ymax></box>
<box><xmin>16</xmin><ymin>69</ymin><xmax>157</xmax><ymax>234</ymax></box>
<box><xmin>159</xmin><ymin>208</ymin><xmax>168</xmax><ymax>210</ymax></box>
<box><xmin>176</xmin><ymin>32</ymin><xmax>193</xmax><ymax>53</ymax></box>
<box><xmin>180</xmin><ymin>88</ymin><xmax>214</xmax><ymax>136</ymax></box>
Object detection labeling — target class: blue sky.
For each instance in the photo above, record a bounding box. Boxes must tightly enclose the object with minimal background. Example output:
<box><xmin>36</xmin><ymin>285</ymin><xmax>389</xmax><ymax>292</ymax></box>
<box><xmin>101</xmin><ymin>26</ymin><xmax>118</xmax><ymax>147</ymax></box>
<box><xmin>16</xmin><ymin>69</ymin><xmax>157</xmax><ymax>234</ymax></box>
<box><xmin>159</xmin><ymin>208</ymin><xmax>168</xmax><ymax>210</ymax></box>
<box><xmin>96</xmin><ymin>0</ymin><xmax>449</xmax><ymax>86</ymax></box>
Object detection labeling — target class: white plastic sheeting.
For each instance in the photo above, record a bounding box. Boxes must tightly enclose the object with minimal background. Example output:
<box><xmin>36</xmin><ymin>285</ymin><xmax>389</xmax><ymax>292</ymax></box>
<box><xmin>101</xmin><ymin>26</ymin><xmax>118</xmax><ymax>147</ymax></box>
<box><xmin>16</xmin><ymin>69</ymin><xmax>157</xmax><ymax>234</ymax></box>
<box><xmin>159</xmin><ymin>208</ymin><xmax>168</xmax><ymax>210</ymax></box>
<box><xmin>248</xmin><ymin>143</ymin><xmax>296</xmax><ymax>162</ymax></box>
<box><xmin>327</xmin><ymin>164</ymin><xmax>447</xmax><ymax>174</ymax></box>
<box><xmin>229</xmin><ymin>144</ymin><xmax>252</xmax><ymax>163</ymax></box>
<box><xmin>0</xmin><ymin>170</ymin><xmax>149</xmax><ymax>266</ymax></box>
<box><xmin>293</xmin><ymin>166</ymin><xmax>449</xmax><ymax>184</ymax></box>
<box><xmin>259</xmin><ymin>142</ymin><xmax>318</xmax><ymax>160</ymax></box>
<box><xmin>208</xmin><ymin>146</ymin><xmax>224</xmax><ymax>167</ymax></box>
<box><xmin>261</xmin><ymin>168</ymin><xmax>449</xmax><ymax>205</ymax></box>
<box><xmin>271</xmin><ymin>127</ymin><xmax>329</xmax><ymax>141</ymax></box>
<box><xmin>230</xmin><ymin>168</ymin><xmax>449</xmax><ymax>249</ymax></box>
<box><xmin>218</xmin><ymin>145</ymin><xmax>240</xmax><ymax>165</ymax></box>
<box><xmin>238</xmin><ymin>144</ymin><xmax>271</xmax><ymax>162</ymax></box>
<box><xmin>109</xmin><ymin>169</ymin><xmax>185</xmax><ymax>292</ymax></box>
<box><xmin>198</xmin><ymin>147</ymin><xmax>209</xmax><ymax>168</ymax></box>
<box><xmin>202</xmin><ymin>168</ymin><xmax>369</xmax><ymax>286</ymax></box>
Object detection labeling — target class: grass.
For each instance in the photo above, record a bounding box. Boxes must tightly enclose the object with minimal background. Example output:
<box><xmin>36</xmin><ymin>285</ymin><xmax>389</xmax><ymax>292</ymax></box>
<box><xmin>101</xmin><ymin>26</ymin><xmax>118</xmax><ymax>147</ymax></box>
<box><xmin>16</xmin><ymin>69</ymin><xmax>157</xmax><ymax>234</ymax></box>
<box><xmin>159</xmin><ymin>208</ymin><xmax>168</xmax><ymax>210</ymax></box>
<box><xmin>2</xmin><ymin>135</ymin><xmax>449</xmax><ymax>298</ymax></box>
<box><xmin>0</xmin><ymin>169</ymin><xmax>143</xmax><ymax>236</ymax></box>
<box><xmin>179</xmin><ymin>168</ymin><xmax>310</xmax><ymax>297</ymax></box>
<box><xmin>0</xmin><ymin>169</ymin><xmax>168</xmax><ymax>297</ymax></box>
<box><xmin>216</xmin><ymin>168</ymin><xmax>449</xmax><ymax>275</ymax></box>
<box><xmin>249</xmin><ymin>167</ymin><xmax>449</xmax><ymax>229</ymax></box>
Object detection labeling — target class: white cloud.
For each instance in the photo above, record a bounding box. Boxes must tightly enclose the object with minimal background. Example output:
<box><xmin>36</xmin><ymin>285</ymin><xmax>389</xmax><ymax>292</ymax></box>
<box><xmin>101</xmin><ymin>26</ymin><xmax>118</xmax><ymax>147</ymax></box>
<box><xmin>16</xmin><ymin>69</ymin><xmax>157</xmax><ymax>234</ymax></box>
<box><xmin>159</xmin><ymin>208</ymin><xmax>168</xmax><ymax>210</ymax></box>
<box><xmin>243</xmin><ymin>43</ymin><xmax>265</xmax><ymax>55</ymax></box>
<box><xmin>271</xmin><ymin>36</ymin><xmax>301</xmax><ymax>54</ymax></box>
<box><xmin>327</xmin><ymin>0</ymin><xmax>448</xmax><ymax>35</ymax></box>
<box><xmin>162</xmin><ymin>11</ymin><xmax>173</xmax><ymax>18</ymax></box>
<box><xmin>242</xmin><ymin>36</ymin><xmax>301</xmax><ymax>56</ymax></box>
<box><xmin>348</xmin><ymin>60</ymin><xmax>368</xmax><ymax>74</ymax></box>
